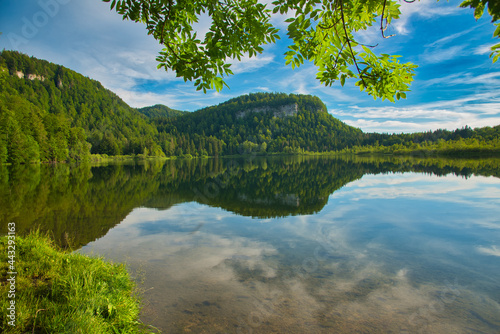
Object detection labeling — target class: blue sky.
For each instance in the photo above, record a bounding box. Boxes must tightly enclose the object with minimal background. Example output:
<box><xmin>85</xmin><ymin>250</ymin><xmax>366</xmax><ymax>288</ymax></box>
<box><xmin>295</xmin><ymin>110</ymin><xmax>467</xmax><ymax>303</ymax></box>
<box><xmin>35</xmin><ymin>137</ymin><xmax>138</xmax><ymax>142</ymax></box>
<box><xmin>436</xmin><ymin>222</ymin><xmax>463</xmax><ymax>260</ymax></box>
<box><xmin>1</xmin><ymin>0</ymin><xmax>499</xmax><ymax>133</ymax></box>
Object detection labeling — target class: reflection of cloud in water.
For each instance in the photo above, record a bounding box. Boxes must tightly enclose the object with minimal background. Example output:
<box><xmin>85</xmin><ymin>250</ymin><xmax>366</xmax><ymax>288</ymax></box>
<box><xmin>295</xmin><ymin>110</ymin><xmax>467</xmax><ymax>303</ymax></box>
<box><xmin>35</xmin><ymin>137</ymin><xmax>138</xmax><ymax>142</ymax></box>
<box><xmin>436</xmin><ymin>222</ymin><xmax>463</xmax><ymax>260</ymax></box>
<box><xmin>79</xmin><ymin>172</ymin><xmax>500</xmax><ymax>333</ymax></box>
<box><xmin>84</xmin><ymin>209</ymin><xmax>278</xmax><ymax>280</ymax></box>
<box><xmin>325</xmin><ymin>174</ymin><xmax>500</xmax><ymax>232</ymax></box>
<box><xmin>339</xmin><ymin>174</ymin><xmax>500</xmax><ymax>204</ymax></box>
<box><xmin>477</xmin><ymin>245</ymin><xmax>500</xmax><ymax>257</ymax></box>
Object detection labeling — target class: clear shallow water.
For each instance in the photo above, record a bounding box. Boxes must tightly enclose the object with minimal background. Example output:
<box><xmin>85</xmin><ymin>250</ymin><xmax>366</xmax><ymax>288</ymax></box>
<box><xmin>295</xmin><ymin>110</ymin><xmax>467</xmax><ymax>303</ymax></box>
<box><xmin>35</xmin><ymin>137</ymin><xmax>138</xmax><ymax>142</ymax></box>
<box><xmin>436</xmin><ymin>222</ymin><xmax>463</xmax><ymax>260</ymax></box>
<box><xmin>77</xmin><ymin>164</ymin><xmax>500</xmax><ymax>333</ymax></box>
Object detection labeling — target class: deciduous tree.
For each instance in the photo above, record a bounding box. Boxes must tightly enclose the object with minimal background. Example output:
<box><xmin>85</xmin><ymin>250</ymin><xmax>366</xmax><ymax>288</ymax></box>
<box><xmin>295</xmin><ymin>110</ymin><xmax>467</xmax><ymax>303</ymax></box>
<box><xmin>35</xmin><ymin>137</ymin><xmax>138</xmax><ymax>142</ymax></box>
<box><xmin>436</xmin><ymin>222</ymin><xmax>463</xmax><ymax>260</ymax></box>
<box><xmin>105</xmin><ymin>0</ymin><xmax>500</xmax><ymax>101</ymax></box>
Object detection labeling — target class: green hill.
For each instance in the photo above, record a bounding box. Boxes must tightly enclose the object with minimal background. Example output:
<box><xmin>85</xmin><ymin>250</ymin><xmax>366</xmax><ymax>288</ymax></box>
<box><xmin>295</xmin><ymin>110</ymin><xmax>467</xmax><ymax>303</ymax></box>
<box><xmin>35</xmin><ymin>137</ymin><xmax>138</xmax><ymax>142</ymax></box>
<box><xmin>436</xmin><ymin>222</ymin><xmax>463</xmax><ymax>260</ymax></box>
<box><xmin>0</xmin><ymin>50</ymin><xmax>164</xmax><ymax>164</ymax></box>
<box><xmin>5</xmin><ymin>50</ymin><xmax>494</xmax><ymax>163</ymax></box>
<box><xmin>153</xmin><ymin>92</ymin><xmax>364</xmax><ymax>156</ymax></box>
<box><xmin>137</xmin><ymin>104</ymin><xmax>186</xmax><ymax>118</ymax></box>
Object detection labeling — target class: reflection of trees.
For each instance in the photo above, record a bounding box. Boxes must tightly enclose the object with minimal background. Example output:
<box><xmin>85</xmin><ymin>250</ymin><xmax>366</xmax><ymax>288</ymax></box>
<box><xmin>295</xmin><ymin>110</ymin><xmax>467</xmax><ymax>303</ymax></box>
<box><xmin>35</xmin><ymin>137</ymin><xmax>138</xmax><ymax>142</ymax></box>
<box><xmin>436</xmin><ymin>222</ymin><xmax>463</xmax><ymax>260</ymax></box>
<box><xmin>1</xmin><ymin>156</ymin><xmax>499</xmax><ymax>248</ymax></box>
<box><xmin>0</xmin><ymin>161</ymin><xmax>164</xmax><ymax>248</ymax></box>
<box><xmin>342</xmin><ymin>155</ymin><xmax>500</xmax><ymax>178</ymax></box>
<box><xmin>151</xmin><ymin>156</ymin><xmax>365</xmax><ymax>218</ymax></box>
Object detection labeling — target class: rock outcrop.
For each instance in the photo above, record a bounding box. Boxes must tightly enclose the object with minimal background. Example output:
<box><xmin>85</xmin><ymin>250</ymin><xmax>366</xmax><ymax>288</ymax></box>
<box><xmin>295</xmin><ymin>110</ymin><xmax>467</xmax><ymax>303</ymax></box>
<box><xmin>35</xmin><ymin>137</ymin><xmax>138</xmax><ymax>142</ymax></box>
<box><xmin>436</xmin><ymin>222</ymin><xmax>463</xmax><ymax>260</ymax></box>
<box><xmin>236</xmin><ymin>103</ymin><xmax>299</xmax><ymax>119</ymax></box>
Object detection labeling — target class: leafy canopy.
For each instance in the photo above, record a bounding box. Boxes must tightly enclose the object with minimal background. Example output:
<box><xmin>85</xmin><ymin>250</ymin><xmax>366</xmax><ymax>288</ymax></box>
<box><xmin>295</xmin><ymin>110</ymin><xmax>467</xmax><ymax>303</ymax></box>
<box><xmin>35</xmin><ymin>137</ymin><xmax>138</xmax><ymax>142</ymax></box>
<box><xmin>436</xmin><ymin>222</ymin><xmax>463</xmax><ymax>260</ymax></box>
<box><xmin>105</xmin><ymin>0</ymin><xmax>500</xmax><ymax>101</ymax></box>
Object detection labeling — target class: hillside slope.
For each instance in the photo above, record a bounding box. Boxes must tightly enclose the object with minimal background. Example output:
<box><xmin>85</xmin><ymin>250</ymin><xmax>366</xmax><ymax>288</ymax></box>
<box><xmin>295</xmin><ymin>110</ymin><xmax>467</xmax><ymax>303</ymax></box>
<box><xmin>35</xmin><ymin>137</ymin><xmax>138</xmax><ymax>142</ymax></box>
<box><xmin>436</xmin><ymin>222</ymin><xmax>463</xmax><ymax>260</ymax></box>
<box><xmin>1</xmin><ymin>51</ymin><xmax>365</xmax><ymax>162</ymax></box>
<box><xmin>0</xmin><ymin>50</ymin><xmax>164</xmax><ymax>163</ymax></box>
<box><xmin>137</xmin><ymin>104</ymin><xmax>186</xmax><ymax>118</ymax></box>
<box><xmin>154</xmin><ymin>92</ymin><xmax>364</xmax><ymax>156</ymax></box>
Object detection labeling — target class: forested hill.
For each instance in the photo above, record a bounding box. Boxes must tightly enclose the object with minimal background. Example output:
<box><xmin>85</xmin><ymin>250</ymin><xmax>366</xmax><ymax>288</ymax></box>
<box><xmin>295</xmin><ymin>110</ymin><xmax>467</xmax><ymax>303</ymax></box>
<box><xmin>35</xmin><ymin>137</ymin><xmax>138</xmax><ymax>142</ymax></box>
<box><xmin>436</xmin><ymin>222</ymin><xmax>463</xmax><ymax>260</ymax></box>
<box><xmin>3</xmin><ymin>50</ymin><xmax>495</xmax><ymax>164</ymax></box>
<box><xmin>154</xmin><ymin>93</ymin><xmax>363</xmax><ymax>155</ymax></box>
<box><xmin>0</xmin><ymin>50</ymin><xmax>364</xmax><ymax>162</ymax></box>
<box><xmin>137</xmin><ymin>104</ymin><xmax>186</xmax><ymax>118</ymax></box>
<box><xmin>0</xmin><ymin>50</ymin><xmax>163</xmax><ymax>164</ymax></box>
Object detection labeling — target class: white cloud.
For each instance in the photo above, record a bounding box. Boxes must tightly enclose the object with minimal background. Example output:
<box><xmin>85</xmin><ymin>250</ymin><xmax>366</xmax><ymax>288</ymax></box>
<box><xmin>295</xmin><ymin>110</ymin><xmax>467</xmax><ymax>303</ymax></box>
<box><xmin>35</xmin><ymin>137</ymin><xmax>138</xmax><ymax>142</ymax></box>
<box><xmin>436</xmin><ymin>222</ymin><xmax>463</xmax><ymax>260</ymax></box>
<box><xmin>477</xmin><ymin>246</ymin><xmax>500</xmax><ymax>257</ymax></box>
<box><xmin>424</xmin><ymin>26</ymin><xmax>477</xmax><ymax>48</ymax></box>
<box><xmin>421</xmin><ymin>45</ymin><xmax>467</xmax><ymax>64</ymax></box>
<box><xmin>473</xmin><ymin>43</ymin><xmax>497</xmax><ymax>55</ymax></box>
<box><xmin>331</xmin><ymin>89</ymin><xmax>500</xmax><ymax>133</ymax></box>
<box><xmin>192</xmin><ymin>11</ymin><xmax>213</xmax><ymax>39</ymax></box>
<box><xmin>316</xmin><ymin>85</ymin><xmax>362</xmax><ymax>103</ymax></box>
<box><xmin>229</xmin><ymin>54</ymin><xmax>275</xmax><ymax>74</ymax></box>
<box><xmin>344</xmin><ymin>174</ymin><xmax>477</xmax><ymax>201</ymax></box>
<box><xmin>113</xmin><ymin>88</ymin><xmax>183</xmax><ymax>109</ymax></box>
<box><xmin>277</xmin><ymin>65</ymin><xmax>318</xmax><ymax>95</ymax></box>
<box><xmin>339</xmin><ymin>115</ymin><xmax>500</xmax><ymax>134</ymax></box>
<box><xmin>393</xmin><ymin>0</ymin><xmax>461</xmax><ymax>35</ymax></box>
<box><xmin>335</xmin><ymin>106</ymin><xmax>467</xmax><ymax>120</ymax></box>
<box><xmin>256</xmin><ymin>86</ymin><xmax>271</xmax><ymax>92</ymax></box>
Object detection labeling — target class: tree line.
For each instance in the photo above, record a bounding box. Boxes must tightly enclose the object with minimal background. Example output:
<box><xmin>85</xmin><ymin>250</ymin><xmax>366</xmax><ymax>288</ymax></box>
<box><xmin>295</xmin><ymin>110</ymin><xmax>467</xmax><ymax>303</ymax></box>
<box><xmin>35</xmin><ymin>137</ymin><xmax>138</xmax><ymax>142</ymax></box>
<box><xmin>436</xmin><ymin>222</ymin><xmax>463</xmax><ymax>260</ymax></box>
<box><xmin>352</xmin><ymin>125</ymin><xmax>500</xmax><ymax>157</ymax></box>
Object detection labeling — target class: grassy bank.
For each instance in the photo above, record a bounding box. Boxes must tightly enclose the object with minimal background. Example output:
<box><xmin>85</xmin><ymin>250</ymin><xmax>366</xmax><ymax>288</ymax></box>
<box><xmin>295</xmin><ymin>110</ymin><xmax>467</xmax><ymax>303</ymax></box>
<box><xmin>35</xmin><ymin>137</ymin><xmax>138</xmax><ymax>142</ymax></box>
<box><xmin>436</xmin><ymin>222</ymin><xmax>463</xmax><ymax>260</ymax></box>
<box><xmin>0</xmin><ymin>232</ymin><xmax>151</xmax><ymax>333</ymax></box>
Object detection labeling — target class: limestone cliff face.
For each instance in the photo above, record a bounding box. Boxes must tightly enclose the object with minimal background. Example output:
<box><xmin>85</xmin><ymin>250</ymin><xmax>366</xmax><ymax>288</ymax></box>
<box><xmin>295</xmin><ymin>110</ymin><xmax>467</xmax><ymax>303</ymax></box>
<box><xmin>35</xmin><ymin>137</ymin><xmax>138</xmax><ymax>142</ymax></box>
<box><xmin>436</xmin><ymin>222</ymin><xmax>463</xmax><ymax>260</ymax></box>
<box><xmin>14</xmin><ymin>71</ymin><xmax>45</xmax><ymax>81</ymax></box>
<box><xmin>27</xmin><ymin>73</ymin><xmax>45</xmax><ymax>81</ymax></box>
<box><xmin>236</xmin><ymin>103</ymin><xmax>299</xmax><ymax>119</ymax></box>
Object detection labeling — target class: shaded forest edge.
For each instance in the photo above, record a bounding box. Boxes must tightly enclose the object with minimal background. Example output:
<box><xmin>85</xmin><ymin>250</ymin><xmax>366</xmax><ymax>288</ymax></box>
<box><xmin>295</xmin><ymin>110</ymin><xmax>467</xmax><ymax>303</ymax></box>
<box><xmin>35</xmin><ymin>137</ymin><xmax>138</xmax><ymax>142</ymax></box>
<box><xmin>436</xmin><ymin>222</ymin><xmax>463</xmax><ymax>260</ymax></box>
<box><xmin>1</xmin><ymin>50</ymin><xmax>499</xmax><ymax>165</ymax></box>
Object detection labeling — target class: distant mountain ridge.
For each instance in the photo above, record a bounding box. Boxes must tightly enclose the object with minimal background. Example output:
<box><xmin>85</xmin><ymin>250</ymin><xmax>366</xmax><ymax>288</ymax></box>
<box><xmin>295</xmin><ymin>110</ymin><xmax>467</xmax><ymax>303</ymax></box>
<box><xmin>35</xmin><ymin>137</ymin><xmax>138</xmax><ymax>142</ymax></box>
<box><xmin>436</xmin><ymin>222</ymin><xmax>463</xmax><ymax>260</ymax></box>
<box><xmin>137</xmin><ymin>104</ymin><xmax>186</xmax><ymax>118</ymax></box>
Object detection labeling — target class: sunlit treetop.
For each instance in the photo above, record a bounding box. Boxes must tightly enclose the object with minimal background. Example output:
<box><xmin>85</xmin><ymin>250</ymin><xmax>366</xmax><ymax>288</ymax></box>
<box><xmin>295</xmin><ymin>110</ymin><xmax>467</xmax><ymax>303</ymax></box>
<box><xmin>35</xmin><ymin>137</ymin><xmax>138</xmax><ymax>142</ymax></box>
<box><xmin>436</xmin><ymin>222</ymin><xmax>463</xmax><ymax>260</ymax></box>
<box><xmin>104</xmin><ymin>0</ymin><xmax>500</xmax><ymax>101</ymax></box>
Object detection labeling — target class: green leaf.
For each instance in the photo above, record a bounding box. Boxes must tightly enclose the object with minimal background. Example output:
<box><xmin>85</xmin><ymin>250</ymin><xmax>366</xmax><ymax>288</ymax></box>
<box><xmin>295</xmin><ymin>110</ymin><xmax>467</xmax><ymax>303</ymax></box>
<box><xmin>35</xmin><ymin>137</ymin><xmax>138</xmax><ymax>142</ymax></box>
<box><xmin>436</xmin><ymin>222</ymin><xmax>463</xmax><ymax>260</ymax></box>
<box><xmin>340</xmin><ymin>74</ymin><xmax>346</xmax><ymax>87</ymax></box>
<box><xmin>105</xmin><ymin>0</ymin><xmax>496</xmax><ymax>99</ymax></box>
<box><xmin>492</xmin><ymin>52</ymin><xmax>500</xmax><ymax>63</ymax></box>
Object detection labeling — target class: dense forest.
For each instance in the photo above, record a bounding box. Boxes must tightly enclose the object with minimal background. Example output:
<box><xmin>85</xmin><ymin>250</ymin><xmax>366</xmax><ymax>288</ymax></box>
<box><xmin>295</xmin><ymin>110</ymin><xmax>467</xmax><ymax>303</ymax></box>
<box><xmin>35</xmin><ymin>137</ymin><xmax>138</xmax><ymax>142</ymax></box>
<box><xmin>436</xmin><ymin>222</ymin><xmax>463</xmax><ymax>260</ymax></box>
<box><xmin>0</xmin><ymin>50</ymin><xmax>163</xmax><ymax>164</ymax></box>
<box><xmin>154</xmin><ymin>92</ymin><xmax>364</xmax><ymax>156</ymax></box>
<box><xmin>137</xmin><ymin>104</ymin><xmax>186</xmax><ymax>118</ymax></box>
<box><xmin>1</xmin><ymin>50</ymin><xmax>499</xmax><ymax>164</ymax></box>
<box><xmin>355</xmin><ymin>125</ymin><xmax>500</xmax><ymax>156</ymax></box>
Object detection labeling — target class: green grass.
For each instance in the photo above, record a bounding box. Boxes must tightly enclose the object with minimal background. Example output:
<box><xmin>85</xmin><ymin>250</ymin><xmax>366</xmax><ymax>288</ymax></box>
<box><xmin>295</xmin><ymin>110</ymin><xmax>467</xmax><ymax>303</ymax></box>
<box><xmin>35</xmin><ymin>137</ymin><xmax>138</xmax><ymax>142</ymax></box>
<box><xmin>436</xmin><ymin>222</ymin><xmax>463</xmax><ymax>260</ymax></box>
<box><xmin>0</xmin><ymin>232</ymin><xmax>153</xmax><ymax>333</ymax></box>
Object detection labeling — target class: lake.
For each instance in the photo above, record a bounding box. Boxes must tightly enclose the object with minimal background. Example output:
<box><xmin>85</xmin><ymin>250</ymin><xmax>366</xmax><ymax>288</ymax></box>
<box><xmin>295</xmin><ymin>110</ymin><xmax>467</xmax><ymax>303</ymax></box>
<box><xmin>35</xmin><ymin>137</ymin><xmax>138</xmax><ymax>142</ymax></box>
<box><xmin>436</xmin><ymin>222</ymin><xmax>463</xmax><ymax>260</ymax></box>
<box><xmin>1</xmin><ymin>155</ymin><xmax>500</xmax><ymax>333</ymax></box>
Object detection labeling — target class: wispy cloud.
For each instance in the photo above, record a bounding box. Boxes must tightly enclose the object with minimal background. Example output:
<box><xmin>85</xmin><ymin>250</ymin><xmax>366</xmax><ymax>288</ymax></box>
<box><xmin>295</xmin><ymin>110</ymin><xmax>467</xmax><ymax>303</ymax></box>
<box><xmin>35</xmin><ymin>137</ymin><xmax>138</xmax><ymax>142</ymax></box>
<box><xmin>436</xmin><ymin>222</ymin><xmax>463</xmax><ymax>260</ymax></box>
<box><xmin>331</xmin><ymin>91</ymin><xmax>500</xmax><ymax>133</ymax></box>
<box><xmin>256</xmin><ymin>86</ymin><xmax>271</xmax><ymax>92</ymax></box>
<box><xmin>477</xmin><ymin>246</ymin><xmax>500</xmax><ymax>257</ymax></box>
<box><xmin>393</xmin><ymin>0</ymin><xmax>461</xmax><ymax>35</ymax></box>
<box><xmin>421</xmin><ymin>45</ymin><xmax>467</xmax><ymax>64</ymax></box>
<box><xmin>473</xmin><ymin>43</ymin><xmax>497</xmax><ymax>55</ymax></box>
<box><xmin>113</xmin><ymin>89</ymin><xmax>183</xmax><ymax>109</ymax></box>
<box><xmin>229</xmin><ymin>53</ymin><xmax>275</xmax><ymax>74</ymax></box>
<box><xmin>277</xmin><ymin>65</ymin><xmax>317</xmax><ymax>95</ymax></box>
<box><xmin>425</xmin><ymin>26</ymin><xmax>477</xmax><ymax>48</ymax></box>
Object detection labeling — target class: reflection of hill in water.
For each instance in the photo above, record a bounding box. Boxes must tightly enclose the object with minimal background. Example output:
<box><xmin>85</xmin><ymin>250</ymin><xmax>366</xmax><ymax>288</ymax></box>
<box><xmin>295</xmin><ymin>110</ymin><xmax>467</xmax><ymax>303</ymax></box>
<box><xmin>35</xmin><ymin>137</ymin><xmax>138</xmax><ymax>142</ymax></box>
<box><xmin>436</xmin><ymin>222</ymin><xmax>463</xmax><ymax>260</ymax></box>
<box><xmin>0</xmin><ymin>162</ymin><xmax>164</xmax><ymax>248</ymax></box>
<box><xmin>1</xmin><ymin>155</ymin><xmax>499</xmax><ymax>248</ymax></box>
<box><xmin>147</xmin><ymin>156</ymin><xmax>364</xmax><ymax>218</ymax></box>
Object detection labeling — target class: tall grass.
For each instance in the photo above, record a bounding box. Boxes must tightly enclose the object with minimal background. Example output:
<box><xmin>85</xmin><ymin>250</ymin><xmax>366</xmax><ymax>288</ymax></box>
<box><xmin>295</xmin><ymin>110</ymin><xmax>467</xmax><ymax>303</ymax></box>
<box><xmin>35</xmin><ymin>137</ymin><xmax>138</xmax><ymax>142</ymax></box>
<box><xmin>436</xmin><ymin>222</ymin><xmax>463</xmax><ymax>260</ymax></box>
<box><xmin>0</xmin><ymin>232</ymin><xmax>153</xmax><ymax>333</ymax></box>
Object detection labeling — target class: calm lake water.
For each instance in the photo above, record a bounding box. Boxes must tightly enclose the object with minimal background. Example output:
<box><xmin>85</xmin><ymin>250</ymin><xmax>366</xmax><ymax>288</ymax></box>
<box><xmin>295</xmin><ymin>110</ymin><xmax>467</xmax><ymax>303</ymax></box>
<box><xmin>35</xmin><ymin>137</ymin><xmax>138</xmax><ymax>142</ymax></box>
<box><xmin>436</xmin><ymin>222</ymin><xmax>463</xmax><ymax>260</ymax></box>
<box><xmin>2</xmin><ymin>156</ymin><xmax>500</xmax><ymax>333</ymax></box>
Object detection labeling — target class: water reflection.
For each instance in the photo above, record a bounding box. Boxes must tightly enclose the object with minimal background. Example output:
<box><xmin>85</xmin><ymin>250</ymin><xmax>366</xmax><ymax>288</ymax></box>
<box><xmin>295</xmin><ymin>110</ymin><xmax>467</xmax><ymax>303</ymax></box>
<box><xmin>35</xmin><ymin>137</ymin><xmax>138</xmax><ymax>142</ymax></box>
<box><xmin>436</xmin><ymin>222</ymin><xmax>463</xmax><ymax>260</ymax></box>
<box><xmin>2</xmin><ymin>156</ymin><xmax>500</xmax><ymax>332</ymax></box>
<box><xmin>2</xmin><ymin>156</ymin><xmax>500</xmax><ymax>248</ymax></box>
<box><xmin>76</xmin><ymin>160</ymin><xmax>500</xmax><ymax>333</ymax></box>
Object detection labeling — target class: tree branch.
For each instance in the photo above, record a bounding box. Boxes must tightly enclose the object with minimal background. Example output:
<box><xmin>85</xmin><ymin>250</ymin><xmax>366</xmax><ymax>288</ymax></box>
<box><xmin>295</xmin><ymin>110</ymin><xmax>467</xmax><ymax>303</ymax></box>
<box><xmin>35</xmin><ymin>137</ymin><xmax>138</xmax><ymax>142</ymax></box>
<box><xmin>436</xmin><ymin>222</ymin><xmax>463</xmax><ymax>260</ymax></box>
<box><xmin>339</xmin><ymin>0</ymin><xmax>366</xmax><ymax>88</ymax></box>
<box><xmin>380</xmin><ymin>0</ymin><xmax>395</xmax><ymax>39</ymax></box>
